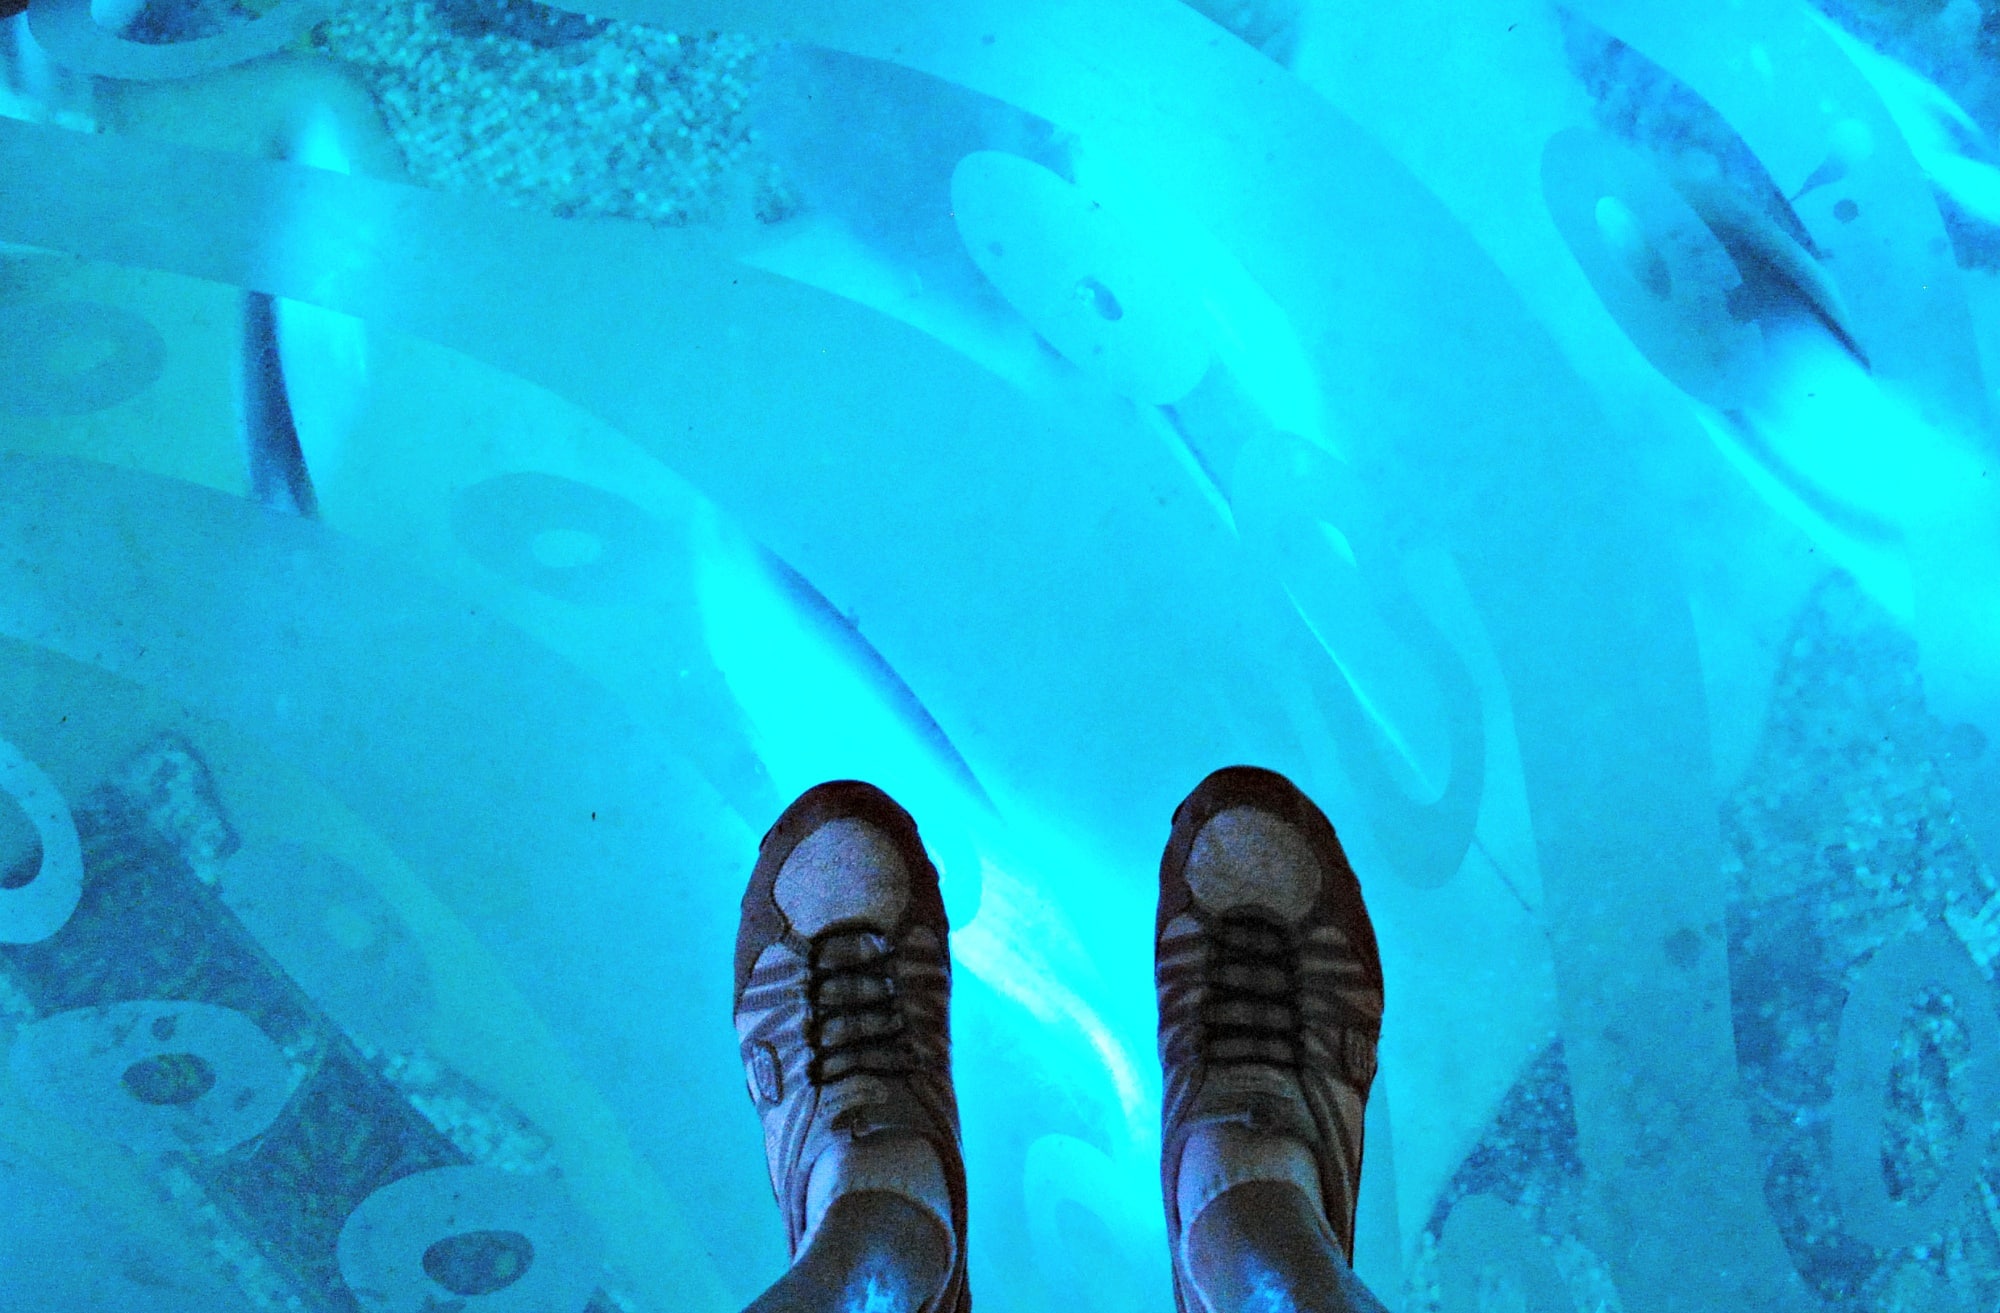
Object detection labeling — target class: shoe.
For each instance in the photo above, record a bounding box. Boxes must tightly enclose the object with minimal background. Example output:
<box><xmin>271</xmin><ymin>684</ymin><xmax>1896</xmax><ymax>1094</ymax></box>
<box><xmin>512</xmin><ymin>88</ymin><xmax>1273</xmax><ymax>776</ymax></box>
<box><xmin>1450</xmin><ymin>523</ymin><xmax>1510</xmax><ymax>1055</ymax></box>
<box><xmin>1156</xmin><ymin>766</ymin><xmax>1384</xmax><ymax>1305</ymax></box>
<box><xmin>733</xmin><ymin>780</ymin><xmax>969</xmax><ymax>1311</ymax></box>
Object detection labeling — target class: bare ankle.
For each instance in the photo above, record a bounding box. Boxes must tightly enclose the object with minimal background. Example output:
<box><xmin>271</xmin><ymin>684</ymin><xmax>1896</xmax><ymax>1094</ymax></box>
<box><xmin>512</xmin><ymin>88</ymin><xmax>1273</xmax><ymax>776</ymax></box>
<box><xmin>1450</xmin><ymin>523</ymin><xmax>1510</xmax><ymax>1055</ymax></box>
<box><xmin>751</xmin><ymin>1191</ymin><xmax>952</xmax><ymax>1313</ymax></box>
<box><xmin>1183</xmin><ymin>1180</ymin><xmax>1352</xmax><ymax>1313</ymax></box>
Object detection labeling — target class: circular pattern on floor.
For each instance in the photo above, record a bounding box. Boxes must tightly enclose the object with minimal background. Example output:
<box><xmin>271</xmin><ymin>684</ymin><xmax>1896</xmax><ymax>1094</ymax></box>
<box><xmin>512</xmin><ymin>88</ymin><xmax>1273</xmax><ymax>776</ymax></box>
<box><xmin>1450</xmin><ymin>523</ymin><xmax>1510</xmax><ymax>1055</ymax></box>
<box><xmin>450</xmin><ymin>472</ymin><xmax>673</xmax><ymax>607</ymax></box>
<box><xmin>26</xmin><ymin>0</ymin><xmax>335</xmax><ymax>81</ymax></box>
<box><xmin>0</xmin><ymin>301</ymin><xmax>167</xmax><ymax>419</ymax></box>
<box><xmin>336</xmin><ymin>1165</ymin><xmax>600</xmax><ymax>1313</ymax></box>
<box><xmin>8</xmin><ymin>999</ymin><xmax>298</xmax><ymax>1155</ymax></box>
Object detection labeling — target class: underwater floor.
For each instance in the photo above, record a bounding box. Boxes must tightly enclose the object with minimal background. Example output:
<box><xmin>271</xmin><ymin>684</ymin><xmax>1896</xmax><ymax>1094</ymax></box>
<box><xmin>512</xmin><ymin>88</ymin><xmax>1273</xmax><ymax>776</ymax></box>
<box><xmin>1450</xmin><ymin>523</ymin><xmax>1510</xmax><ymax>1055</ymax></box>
<box><xmin>3</xmin><ymin>0</ymin><xmax>2000</xmax><ymax>1310</ymax></box>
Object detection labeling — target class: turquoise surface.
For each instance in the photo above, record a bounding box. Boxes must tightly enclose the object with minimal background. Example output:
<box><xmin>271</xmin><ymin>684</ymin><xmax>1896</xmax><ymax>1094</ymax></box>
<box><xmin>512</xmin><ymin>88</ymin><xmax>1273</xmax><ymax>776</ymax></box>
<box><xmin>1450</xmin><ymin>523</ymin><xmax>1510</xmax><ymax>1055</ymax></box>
<box><xmin>3</xmin><ymin>1</ymin><xmax>2000</xmax><ymax>1309</ymax></box>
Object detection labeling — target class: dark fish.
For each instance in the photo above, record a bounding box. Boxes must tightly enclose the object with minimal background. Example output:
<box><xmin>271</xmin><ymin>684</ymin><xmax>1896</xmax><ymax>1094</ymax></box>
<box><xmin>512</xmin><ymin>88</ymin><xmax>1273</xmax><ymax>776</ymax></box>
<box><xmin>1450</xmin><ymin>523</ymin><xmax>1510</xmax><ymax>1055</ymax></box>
<box><xmin>1681</xmin><ymin>179</ymin><xmax>1872</xmax><ymax>368</ymax></box>
<box><xmin>755</xmin><ymin>545</ymin><xmax>993</xmax><ymax>812</ymax></box>
<box><xmin>238</xmin><ymin>290</ymin><xmax>318</xmax><ymax>517</ymax></box>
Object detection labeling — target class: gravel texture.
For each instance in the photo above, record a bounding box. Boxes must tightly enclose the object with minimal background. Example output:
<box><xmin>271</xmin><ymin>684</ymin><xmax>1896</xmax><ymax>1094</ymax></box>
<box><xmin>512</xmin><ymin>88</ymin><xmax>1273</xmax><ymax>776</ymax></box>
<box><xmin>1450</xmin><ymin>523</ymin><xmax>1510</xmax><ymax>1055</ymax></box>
<box><xmin>1408</xmin><ymin>574</ymin><xmax>2000</xmax><ymax>1313</ymax></box>
<box><xmin>311</xmin><ymin>0</ymin><xmax>792</xmax><ymax>225</ymax></box>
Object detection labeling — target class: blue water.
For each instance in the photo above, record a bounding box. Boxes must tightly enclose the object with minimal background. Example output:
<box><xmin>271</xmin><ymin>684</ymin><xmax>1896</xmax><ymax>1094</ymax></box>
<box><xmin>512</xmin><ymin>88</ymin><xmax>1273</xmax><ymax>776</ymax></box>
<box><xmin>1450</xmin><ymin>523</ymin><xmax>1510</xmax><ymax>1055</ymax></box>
<box><xmin>2</xmin><ymin>1</ymin><xmax>1999</xmax><ymax>1310</ymax></box>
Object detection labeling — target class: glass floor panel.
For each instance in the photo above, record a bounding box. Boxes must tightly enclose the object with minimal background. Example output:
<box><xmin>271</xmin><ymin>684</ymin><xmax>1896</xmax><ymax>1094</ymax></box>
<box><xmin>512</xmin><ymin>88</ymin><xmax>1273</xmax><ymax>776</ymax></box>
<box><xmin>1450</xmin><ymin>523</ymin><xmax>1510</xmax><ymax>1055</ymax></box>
<box><xmin>2</xmin><ymin>0</ymin><xmax>1999</xmax><ymax>1309</ymax></box>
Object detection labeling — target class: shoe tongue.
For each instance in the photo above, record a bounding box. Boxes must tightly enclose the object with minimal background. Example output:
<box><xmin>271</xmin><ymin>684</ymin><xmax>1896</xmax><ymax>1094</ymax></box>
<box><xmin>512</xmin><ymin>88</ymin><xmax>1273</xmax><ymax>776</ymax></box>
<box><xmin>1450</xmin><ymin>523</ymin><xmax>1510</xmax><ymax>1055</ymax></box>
<box><xmin>803</xmin><ymin>1130</ymin><xmax>959</xmax><ymax>1264</ymax></box>
<box><xmin>799</xmin><ymin>1079</ymin><xmax>959</xmax><ymax>1266</ymax></box>
<box><xmin>1174</xmin><ymin>1121</ymin><xmax>1329</xmax><ymax>1254</ymax></box>
<box><xmin>1192</xmin><ymin>1064</ymin><xmax>1316</xmax><ymax>1141</ymax></box>
<box><xmin>816</xmin><ymin>1073</ymin><xmax>895</xmax><ymax>1131</ymax></box>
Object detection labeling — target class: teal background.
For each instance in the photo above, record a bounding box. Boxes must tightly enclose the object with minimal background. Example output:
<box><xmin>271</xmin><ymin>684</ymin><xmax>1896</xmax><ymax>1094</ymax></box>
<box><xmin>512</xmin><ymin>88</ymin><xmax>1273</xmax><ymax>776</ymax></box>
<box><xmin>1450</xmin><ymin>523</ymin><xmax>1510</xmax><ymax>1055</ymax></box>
<box><xmin>3</xmin><ymin>1</ymin><xmax>2000</xmax><ymax>1310</ymax></box>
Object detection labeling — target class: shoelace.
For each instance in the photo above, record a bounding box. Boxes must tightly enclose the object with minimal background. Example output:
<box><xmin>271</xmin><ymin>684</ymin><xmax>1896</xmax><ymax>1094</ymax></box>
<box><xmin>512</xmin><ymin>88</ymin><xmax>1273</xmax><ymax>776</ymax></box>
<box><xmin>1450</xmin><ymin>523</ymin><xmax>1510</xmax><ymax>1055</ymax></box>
<box><xmin>1200</xmin><ymin>913</ymin><xmax>1301</xmax><ymax>1068</ymax></box>
<box><xmin>806</xmin><ymin>928</ymin><xmax>910</xmax><ymax>1084</ymax></box>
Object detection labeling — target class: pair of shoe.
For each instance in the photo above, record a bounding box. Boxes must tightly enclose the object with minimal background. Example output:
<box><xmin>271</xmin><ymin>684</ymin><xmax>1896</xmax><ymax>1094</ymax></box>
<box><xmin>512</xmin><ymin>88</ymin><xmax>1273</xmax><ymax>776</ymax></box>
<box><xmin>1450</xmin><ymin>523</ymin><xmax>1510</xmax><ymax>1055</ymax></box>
<box><xmin>733</xmin><ymin>767</ymin><xmax>1385</xmax><ymax>1313</ymax></box>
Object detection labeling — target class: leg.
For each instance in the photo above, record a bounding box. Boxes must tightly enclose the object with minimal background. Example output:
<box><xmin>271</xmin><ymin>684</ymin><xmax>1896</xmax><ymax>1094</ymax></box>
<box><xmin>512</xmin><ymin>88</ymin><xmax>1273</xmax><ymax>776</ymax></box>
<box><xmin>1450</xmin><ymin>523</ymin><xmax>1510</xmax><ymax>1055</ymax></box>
<box><xmin>733</xmin><ymin>782</ymin><xmax>971</xmax><ymax>1313</ymax></box>
<box><xmin>1155</xmin><ymin>768</ymin><xmax>1390</xmax><ymax>1313</ymax></box>
<box><xmin>744</xmin><ymin>1190</ymin><xmax>953</xmax><ymax>1313</ymax></box>
<box><xmin>1184</xmin><ymin>1180</ymin><xmax>1391</xmax><ymax>1313</ymax></box>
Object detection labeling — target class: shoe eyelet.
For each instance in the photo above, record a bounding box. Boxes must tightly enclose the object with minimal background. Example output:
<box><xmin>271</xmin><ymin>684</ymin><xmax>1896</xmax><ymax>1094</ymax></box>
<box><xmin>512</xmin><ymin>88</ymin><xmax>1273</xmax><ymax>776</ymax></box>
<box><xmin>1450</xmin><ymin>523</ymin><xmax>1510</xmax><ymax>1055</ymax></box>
<box><xmin>747</xmin><ymin>1041</ymin><xmax>783</xmax><ymax>1105</ymax></box>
